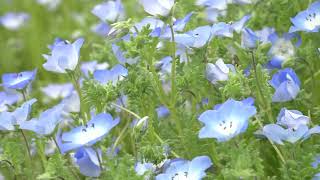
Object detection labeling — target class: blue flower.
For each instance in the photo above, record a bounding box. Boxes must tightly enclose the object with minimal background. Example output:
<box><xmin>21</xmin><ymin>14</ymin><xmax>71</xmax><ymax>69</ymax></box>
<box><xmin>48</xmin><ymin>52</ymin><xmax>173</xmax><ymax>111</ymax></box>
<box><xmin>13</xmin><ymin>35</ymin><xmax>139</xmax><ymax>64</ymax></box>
<box><xmin>289</xmin><ymin>1</ymin><xmax>320</xmax><ymax>33</ymax></box>
<box><xmin>139</xmin><ymin>0</ymin><xmax>174</xmax><ymax>17</ymax></box>
<box><xmin>135</xmin><ymin>162</ymin><xmax>155</xmax><ymax>176</ymax></box>
<box><xmin>175</xmin><ymin>25</ymin><xmax>212</xmax><ymax>48</ymax></box>
<box><xmin>260</xmin><ymin>124</ymin><xmax>320</xmax><ymax>145</ymax></box>
<box><xmin>0</xmin><ymin>90</ymin><xmax>21</xmax><ymax>112</ymax></box>
<box><xmin>269</xmin><ymin>68</ymin><xmax>300</xmax><ymax>102</ymax></box>
<box><xmin>19</xmin><ymin>104</ymin><xmax>64</xmax><ymax>135</ymax></box>
<box><xmin>199</xmin><ymin>98</ymin><xmax>256</xmax><ymax>142</ymax></box>
<box><xmin>2</xmin><ymin>69</ymin><xmax>37</xmax><ymax>90</ymax></box>
<box><xmin>60</xmin><ymin>91</ymin><xmax>80</xmax><ymax>113</ymax></box>
<box><xmin>206</xmin><ymin>58</ymin><xmax>235</xmax><ymax>85</ymax></box>
<box><xmin>0</xmin><ymin>99</ymin><xmax>37</xmax><ymax>131</ymax></box>
<box><xmin>155</xmin><ymin>56</ymin><xmax>172</xmax><ymax>74</ymax></box>
<box><xmin>241</xmin><ymin>28</ymin><xmax>260</xmax><ymax>49</ymax></box>
<box><xmin>255</xmin><ymin>27</ymin><xmax>275</xmax><ymax>44</ymax></box>
<box><xmin>43</xmin><ymin>38</ymin><xmax>84</xmax><ymax>73</ymax></box>
<box><xmin>92</xmin><ymin>22</ymin><xmax>111</xmax><ymax>36</ymax></box>
<box><xmin>267</xmin><ymin>32</ymin><xmax>301</xmax><ymax>68</ymax></box>
<box><xmin>0</xmin><ymin>12</ymin><xmax>29</xmax><ymax>31</ymax></box>
<box><xmin>37</xmin><ymin>0</ymin><xmax>61</xmax><ymax>11</ymax></box>
<box><xmin>231</xmin><ymin>14</ymin><xmax>251</xmax><ymax>33</ymax></box>
<box><xmin>112</xmin><ymin>44</ymin><xmax>139</xmax><ymax>65</ymax></box>
<box><xmin>156</xmin><ymin>156</ymin><xmax>212</xmax><ymax>180</ymax></box>
<box><xmin>172</xmin><ymin>12</ymin><xmax>193</xmax><ymax>32</ymax></box>
<box><xmin>74</xmin><ymin>147</ymin><xmax>102</xmax><ymax>177</ymax></box>
<box><xmin>211</xmin><ymin>22</ymin><xmax>233</xmax><ymax>38</ymax></box>
<box><xmin>81</xmin><ymin>61</ymin><xmax>109</xmax><ymax>77</ymax></box>
<box><xmin>277</xmin><ymin>108</ymin><xmax>310</xmax><ymax>130</ymax></box>
<box><xmin>58</xmin><ymin>113</ymin><xmax>120</xmax><ymax>153</ymax></box>
<box><xmin>41</xmin><ymin>83</ymin><xmax>74</xmax><ymax>99</ymax></box>
<box><xmin>156</xmin><ymin>105</ymin><xmax>170</xmax><ymax>119</ymax></box>
<box><xmin>93</xmin><ymin>64</ymin><xmax>128</xmax><ymax>86</ymax></box>
<box><xmin>91</xmin><ymin>0</ymin><xmax>125</xmax><ymax>22</ymax></box>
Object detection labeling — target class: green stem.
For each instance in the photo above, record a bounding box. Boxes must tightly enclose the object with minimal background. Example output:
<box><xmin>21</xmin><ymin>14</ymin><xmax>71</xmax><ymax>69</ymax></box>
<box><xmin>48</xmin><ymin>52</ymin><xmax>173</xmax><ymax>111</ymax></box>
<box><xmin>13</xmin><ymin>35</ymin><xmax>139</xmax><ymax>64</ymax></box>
<box><xmin>111</xmin><ymin>121</ymin><xmax>130</xmax><ymax>153</ymax></box>
<box><xmin>20</xmin><ymin>129</ymin><xmax>32</xmax><ymax>160</ymax></box>
<box><xmin>153</xmin><ymin>131</ymin><xmax>180</xmax><ymax>158</ymax></box>
<box><xmin>95</xmin><ymin>149</ymin><xmax>103</xmax><ymax>171</ymax></box>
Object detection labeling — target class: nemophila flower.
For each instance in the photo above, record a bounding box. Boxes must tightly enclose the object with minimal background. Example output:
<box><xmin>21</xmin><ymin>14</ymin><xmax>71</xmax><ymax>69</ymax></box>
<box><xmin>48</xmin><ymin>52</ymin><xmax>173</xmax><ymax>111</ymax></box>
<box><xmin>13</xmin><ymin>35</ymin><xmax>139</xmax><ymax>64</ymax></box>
<box><xmin>74</xmin><ymin>147</ymin><xmax>102</xmax><ymax>177</ymax></box>
<box><xmin>259</xmin><ymin>124</ymin><xmax>320</xmax><ymax>145</ymax></box>
<box><xmin>255</xmin><ymin>27</ymin><xmax>275</xmax><ymax>44</ymax></box>
<box><xmin>58</xmin><ymin>113</ymin><xmax>120</xmax><ymax>153</ymax></box>
<box><xmin>156</xmin><ymin>156</ymin><xmax>212</xmax><ymax>180</ymax></box>
<box><xmin>269</xmin><ymin>68</ymin><xmax>301</xmax><ymax>102</ymax></box>
<box><xmin>241</xmin><ymin>28</ymin><xmax>260</xmax><ymax>49</ymax></box>
<box><xmin>0</xmin><ymin>90</ymin><xmax>21</xmax><ymax>112</ymax></box>
<box><xmin>161</xmin><ymin>12</ymin><xmax>193</xmax><ymax>38</ymax></box>
<box><xmin>60</xmin><ymin>91</ymin><xmax>80</xmax><ymax>113</ymax></box>
<box><xmin>198</xmin><ymin>98</ymin><xmax>256</xmax><ymax>142</ymax></box>
<box><xmin>267</xmin><ymin>32</ymin><xmax>301</xmax><ymax>68</ymax></box>
<box><xmin>211</xmin><ymin>22</ymin><xmax>233</xmax><ymax>38</ymax></box>
<box><xmin>0</xmin><ymin>99</ymin><xmax>37</xmax><ymax>131</ymax></box>
<box><xmin>41</xmin><ymin>83</ymin><xmax>73</xmax><ymax>99</ymax></box>
<box><xmin>0</xmin><ymin>12</ymin><xmax>29</xmax><ymax>30</ymax></box>
<box><xmin>43</xmin><ymin>38</ymin><xmax>84</xmax><ymax>73</ymax></box>
<box><xmin>205</xmin><ymin>7</ymin><xmax>226</xmax><ymax>23</ymax></box>
<box><xmin>92</xmin><ymin>22</ymin><xmax>110</xmax><ymax>36</ymax></box>
<box><xmin>175</xmin><ymin>25</ymin><xmax>212</xmax><ymax>48</ymax></box>
<box><xmin>277</xmin><ymin>108</ymin><xmax>310</xmax><ymax>130</ymax></box>
<box><xmin>155</xmin><ymin>56</ymin><xmax>172</xmax><ymax>74</ymax></box>
<box><xmin>2</xmin><ymin>69</ymin><xmax>37</xmax><ymax>90</ymax></box>
<box><xmin>230</xmin><ymin>14</ymin><xmax>251</xmax><ymax>33</ymax></box>
<box><xmin>93</xmin><ymin>64</ymin><xmax>128</xmax><ymax>86</ymax></box>
<box><xmin>289</xmin><ymin>1</ymin><xmax>320</xmax><ymax>33</ymax></box>
<box><xmin>37</xmin><ymin>0</ymin><xmax>61</xmax><ymax>11</ymax></box>
<box><xmin>19</xmin><ymin>104</ymin><xmax>64</xmax><ymax>135</ymax></box>
<box><xmin>135</xmin><ymin>162</ymin><xmax>156</xmax><ymax>176</ymax></box>
<box><xmin>206</xmin><ymin>58</ymin><xmax>235</xmax><ymax>85</ymax></box>
<box><xmin>156</xmin><ymin>105</ymin><xmax>170</xmax><ymax>119</ymax></box>
<box><xmin>81</xmin><ymin>61</ymin><xmax>109</xmax><ymax>77</ymax></box>
<box><xmin>91</xmin><ymin>0</ymin><xmax>125</xmax><ymax>22</ymax></box>
<box><xmin>139</xmin><ymin>0</ymin><xmax>174</xmax><ymax>17</ymax></box>
<box><xmin>196</xmin><ymin>0</ymin><xmax>228</xmax><ymax>8</ymax></box>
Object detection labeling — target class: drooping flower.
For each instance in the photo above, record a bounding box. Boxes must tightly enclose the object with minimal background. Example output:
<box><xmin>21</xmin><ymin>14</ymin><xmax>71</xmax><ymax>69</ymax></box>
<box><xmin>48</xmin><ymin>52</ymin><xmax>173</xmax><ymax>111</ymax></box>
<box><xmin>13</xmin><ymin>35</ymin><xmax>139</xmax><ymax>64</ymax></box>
<box><xmin>74</xmin><ymin>147</ymin><xmax>102</xmax><ymax>177</ymax></box>
<box><xmin>135</xmin><ymin>162</ymin><xmax>156</xmax><ymax>176</ymax></box>
<box><xmin>0</xmin><ymin>90</ymin><xmax>21</xmax><ymax>112</ymax></box>
<box><xmin>92</xmin><ymin>22</ymin><xmax>111</xmax><ymax>36</ymax></box>
<box><xmin>206</xmin><ymin>58</ymin><xmax>235</xmax><ymax>85</ymax></box>
<box><xmin>267</xmin><ymin>32</ymin><xmax>301</xmax><ymax>68</ymax></box>
<box><xmin>91</xmin><ymin>0</ymin><xmax>125</xmax><ymax>22</ymax></box>
<box><xmin>81</xmin><ymin>61</ymin><xmax>109</xmax><ymax>77</ymax></box>
<box><xmin>198</xmin><ymin>98</ymin><xmax>256</xmax><ymax>142</ymax></box>
<box><xmin>2</xmin><ymin>69</ymin><xmax>37</xmax><ymax>90</ymax></box>
<box><xmin>19</xmin><ymin>104</ymin><xmax>64</xmax><ymax>135</ymax></box>
<box><xmin>0</xmin><ymin>99</ymin><xmax>37</xmax><ymax>131</ymax></box>
<box><xmin>259</xmin><ymin>124</ymin><xmax>320</xmax><ymax>145</ymax></box>
<box><xmin>255</xmin><ymin>27</ymin><xmax>275</xmax><ymax>44</ymax></box>
<box><xmin>156</xmin><ymin>156</ymin><xmax>212</xmax><ymax>180</ymax></box>
<box><xmin>60</xmin><ymin>91</ymin><xmax>80</xmax><ymax>113</ymax></box>
<box><xmin>241</xmin><ymin>28</ymin><xmax>260</xmax><ymax>49</ymax></box>
<box><xmin>231</xmin><ymin>14</ymin><xmax>251</xmax><ymax>33</ymax></box>
<box><xmin>289</xmin><ymin>1</ymin><xmax>320</xmax><ymax>33</ymax></box>
<box><xmin>174</xmin><ymin>25</ymin><xmax>212</xmax><ymax>48</ymax></box>
<box><xmin>0</xmin><ymin>12</ymin><xmax>29</xmax><ymax>31</ymax></box>
<box><xmin>211</xmin><ymin>22</ymin><xmax>233</xmax><ymax>38</ymax></box>
<box><xmin>43</xmin><ymin>38</ymin><xmax>84</xmax><ymax>73</ymax></box>
<box><xmin>41</xmin><ymin>83</ymin><xmax>73</xmax><ymax>99</ymax></box>
<box><xmin>277</xmin><ymin>108</ymin><xmax>310</xmax><ymax>130</ymax></box>
<box><xmin>269</xmin><ymin>68</ymin><xmax>300</xmax><ymax>102</ymax></box>
<box><xmin>139</xmin><ymin>0</ymin><xmax>174</xmax><ymax>17</ymax></box>
<box><xmin>58</xmin><ymin>113</ymin><xmax>120</xmax><ymax>153</ymax></box>
<box><xmin>93</xmin><ymin>64</ymin><xmax>128</xmax><ymax>86</ymax></box>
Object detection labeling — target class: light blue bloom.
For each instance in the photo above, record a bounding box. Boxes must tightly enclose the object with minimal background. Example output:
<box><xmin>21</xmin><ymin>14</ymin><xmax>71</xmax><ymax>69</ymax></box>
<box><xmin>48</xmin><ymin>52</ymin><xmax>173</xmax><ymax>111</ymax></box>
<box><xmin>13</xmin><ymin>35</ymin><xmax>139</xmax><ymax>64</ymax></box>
<box><xmin>198</xmin><ymin>98</ymin><xmax>256</xmax><ymax>142</ymax></box>
<box><xmin>2</xmin><ymin>69</ymin><xmax>37</xmax><ymax>90</ymax></box>
<box><xmin>60</xmin><ymin>91</ymin><xmax>80</xmax><ymax>113</ymax></box>
<box><xmin>267</xmin><ymin>32</ymin><xmax>301</xmax><ymax>68</ymax></box>
<box><xmin>41</xmin><ymin>83</ymin><xmax>73</xmax><ymax>99</ymax></box>
<box><xmin>196</xmin><ymin>0</ymin><xmax>228</xmax><ymax>9</ymax></box>
<box><xmin>175</xmin><ymin>25</ymin><xmax>212</xmax><ymax>48</ymax></box>
<box><xmin>0</xmin><ymin>12</ymin><xmax>29</xmax><ymax>30</ymax></box>
<box><xmin>135</xmin><ymin>162</ymin><xmax>155</xmax><ymax>176</ymax></box>
<box><xmin>112</xmin><ymin>44</ymin><xmax>139</xmax><ymax>65</ymax></box>
<box><xmin>206</xmin><ymin>58</ymin><xmax>235</xmax><ymax>84</ymax></box>
<box><xmin>155</xmin><ymin>56</ymin><xmax>172</xmax><ymax>74</ymax></box>
<box><xmin>74</xmin><ymin>147</ymin><xmax>102</xmax><ymax>177</ymax></box>
<box><xmin>43</xmin><ymin>38</ymin><xmax>84</xmax><ymax>73</ymax></box>
<box><xmin>139</xmin><ymin>0</ymin><xmax>174</xmax><ymax>17</ymax></box>
<box><xmin>156</xmin><ymin>156</ymin><xmax>212</xmax><ymax>180</ymax></box>
<box><xmin>255</xmin><ymin>27</ymin><xmax>275</xmax><ymax>44</ymax></box>
<box><xmin>93</xmin><ymin>64</ymin><xmax>128</xmax><ymax>86</ymax></box>
<box><xmin>91</xmin><ymin>0</ymin><xmax>125</xmax><ymax>22</ymax></box>
<box><xmin>0</xmin><ymin>99</ymin><xmax>37</xmax><ymax>131</ymax></box>
<box><xmin>211</xmin><ymin>22</ymin><xmax>233</xmax><ymax>38</ymax></box>
<box><xmin>260</xmin><ymin>124</ymin><xmax>320</xmax><ymax>145</ymax></box>
<box><xmin>231</xmin><ymin>14</ymin><xmax>251</xmax><ymax>33</ymax></box>
<box><xmin>289</xmin><ymin>1</ymin><xmax>320</xmax><ymax>33</ymax></box>
<box><xmin>172</xmin><ymin>12</ymin><xmax>193</xmax><ymax>32</ymax></box>
<box><xmin>156</xmin><ymin>105</ymin><xmax>170</xmax><ymax>119</ymax></box>
<box><xmin>58</xmin><ymin>113</ymin><xmax>120</xmax><ymax>153</ymax></box>
<box><xmin>19</xmin><ymin>104</ymin><xmax>64</xmax><ymax>135</ymax></box>
<box><xmin>0</xmin><ymin>90</ymin><xmax>21</xmax><ymax>112</ymax></box>
<box><xmin>92</xmin><ymin>22</ymin><xmax>110</xmax><ymax>36</ymax></box>
<box><xmin>205</xmin><ymin>7</ymin><xmax>226</xmax><ymax>23</ymax></box>
<box><xmin>81</xmin><ymin>60</ymin><xmax>109</xmax><ymax>77</ymax></box>
<box><xmin>37</xmin><ymin>0</ymin><xmax>61</xmax><ymax>11</ymax></box>
<box><xmin>277</xmin><ymin>108</ymin><xmax>310</xmax><ymax>130</ymax></box>
<box><xmin>269</xmin><ymin>68</ymin><xmax>300</xmax><ymax>102</ymax></box>
<box><xmin>241</xmin><ymin>28</ymin><xmax>260</xmax><ymax>49</ymax></box>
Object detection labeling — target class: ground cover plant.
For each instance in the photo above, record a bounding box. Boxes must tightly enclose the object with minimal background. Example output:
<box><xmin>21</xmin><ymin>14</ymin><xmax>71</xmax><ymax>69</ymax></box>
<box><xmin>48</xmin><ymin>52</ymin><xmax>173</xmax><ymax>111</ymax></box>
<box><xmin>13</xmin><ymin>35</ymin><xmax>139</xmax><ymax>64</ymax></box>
<box><xmin>1</xmin><ymin>0</ymin><xmax>320</xmax><ymax>179</ymax></box>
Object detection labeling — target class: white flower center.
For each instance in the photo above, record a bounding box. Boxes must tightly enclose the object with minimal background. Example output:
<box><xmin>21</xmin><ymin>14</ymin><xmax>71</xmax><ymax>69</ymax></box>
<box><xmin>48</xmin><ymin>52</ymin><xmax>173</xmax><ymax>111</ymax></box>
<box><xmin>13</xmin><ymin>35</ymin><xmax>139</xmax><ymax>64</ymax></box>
<box><xmin>171</xmin><ymin>171</ymin><xmax>188</xmax><ymax>180</ymax></box>
<box><xmin>216</xmin><ymin>118</ymin><xmax>239</xmax><ymax>136</ymax></box>
<box><xmin>304</xmin><ymin>12</ymin><xmax>320</xmax><ymax>30</ymax></box>
<box><xmin>270</xmin><ymin>38</ymin><xmax>295</xmax><ymax>60</ymax></box>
